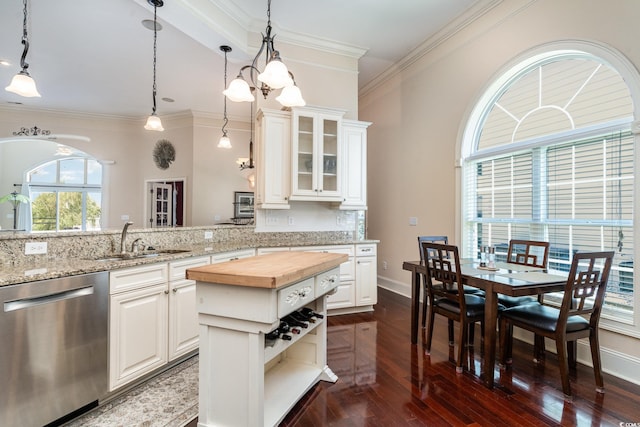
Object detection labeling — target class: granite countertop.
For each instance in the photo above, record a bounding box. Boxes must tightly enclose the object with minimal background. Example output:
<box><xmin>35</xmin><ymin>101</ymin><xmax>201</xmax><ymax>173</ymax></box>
<box><xmin>0</xmin><ymin>240</ymin><xmax>378</xmax><ymax>287</ymax></box>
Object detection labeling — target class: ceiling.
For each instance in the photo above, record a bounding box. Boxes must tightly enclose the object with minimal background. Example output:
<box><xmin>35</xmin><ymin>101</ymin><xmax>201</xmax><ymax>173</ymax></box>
<box><xmin>0</xmin><ymin>0</ymin><xmax>480</xmax><ymax>119</ymax></box>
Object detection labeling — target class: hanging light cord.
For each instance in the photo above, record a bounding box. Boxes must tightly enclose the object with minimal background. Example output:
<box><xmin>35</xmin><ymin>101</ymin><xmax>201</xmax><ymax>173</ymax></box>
<box><xmin>19</xmin><ymin>0</ymin><xmax>30</xmax><ymax>72</ymax></box>
<box><xmin>151</xmin><ymin>3</ymin><xmax>159</xmax><ymax>115</ymax></box>
<box><xmin>221</xmin><ymin>48</ymin><xmax>229</xmax><ymax>137</ymax></box>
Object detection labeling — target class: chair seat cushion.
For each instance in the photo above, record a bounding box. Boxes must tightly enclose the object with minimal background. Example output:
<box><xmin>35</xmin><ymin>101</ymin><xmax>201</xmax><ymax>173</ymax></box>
<box><xmin>497</xmin><ymin>294</ymin><xmax>536</xmax><ymax>308</ymax></box>
<box><xmin>436</xmin><ymin>294</ymin><xmax>486</xmax><ymax>317</ymax></box>
<box><xmin>500</xmin><ymin>303</ymin><xmax>589</xmax><ymax>333</ymax></box>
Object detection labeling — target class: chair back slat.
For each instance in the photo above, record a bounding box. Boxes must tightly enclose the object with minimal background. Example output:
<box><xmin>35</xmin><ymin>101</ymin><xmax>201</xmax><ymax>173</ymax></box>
<box><xmin>561</xmin><ymin>251</ymin><xmax>614</xmax><ymax>324</ymax></box>
<box><xmin>421</xmin><ymin>242</ymin><xmax>465</xmax><ymax>308</ymax></box>
<box><xmin>418</xmin><ymin>235</ymin><xmax>448</xmax><ymax>262</ymax></box>
<box><xmin>507</xmin><ymin>239</ymin><xmax>550</xmax><ymax>268</ymax></box>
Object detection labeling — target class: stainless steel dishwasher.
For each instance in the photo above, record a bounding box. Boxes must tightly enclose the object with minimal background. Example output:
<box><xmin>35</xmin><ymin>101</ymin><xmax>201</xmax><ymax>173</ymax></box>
<box><xmin>0</xmin><ymin>271</ymin><xmax>108</xmax><ymax>427</ymax></box>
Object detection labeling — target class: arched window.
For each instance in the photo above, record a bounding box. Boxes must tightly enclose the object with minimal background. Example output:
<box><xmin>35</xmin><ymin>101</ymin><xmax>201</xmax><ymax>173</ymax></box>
<box><xmin>27</xmin><ymin>156</ymin><xmax>102</xmax><ymax>232</ymax></box>
<box><xmin>461</xmin><ymin>43</ymin><xmax>637</xmax><ymax>323</ymax></box>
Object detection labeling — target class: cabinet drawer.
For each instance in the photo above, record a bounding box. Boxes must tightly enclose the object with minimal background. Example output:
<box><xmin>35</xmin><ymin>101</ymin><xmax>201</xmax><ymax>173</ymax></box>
<box><xmin>169</xmin><ymin>256</ymin><xmax>211</xmax><ymax>281</ymax></box>
<box><xmin>356</xmin><ymin>244</ymin><xmax>376</xmax><ymax>256</ymax></box>
<box><xmin>277</xmin><ymin>277</ymin><xmax>315</xmax><ymax>318</ymax></box>
<box><xmin>211</xmin><ymin>249</ymin><xmax>256</xmax><ymax>263</ymax></box>
<box><xmin>315</xmin><ymin>267</ymin><xmax>340</xmax><ymax>296</ymax></box>
<box><xmin>110</xmin><ymin>263</ymin><xmax>168</xmax><ymax>294</ymax></box>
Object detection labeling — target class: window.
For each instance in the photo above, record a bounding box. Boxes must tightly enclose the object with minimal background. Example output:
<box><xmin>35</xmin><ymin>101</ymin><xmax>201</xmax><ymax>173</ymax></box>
<box><xmin>28</xmin><ymin>157</ymin><xmax>102</xmax><ymax>232</ymax></box>
<box><xmin>461</xmin><ymin>49</ymin><xmax>636</xmax><ymax>323</ymax></box>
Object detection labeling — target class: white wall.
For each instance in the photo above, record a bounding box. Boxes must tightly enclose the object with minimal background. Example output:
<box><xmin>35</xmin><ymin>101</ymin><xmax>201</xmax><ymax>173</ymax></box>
<box><xmin>361</xmin><ymin>0</ymin><xmax>640</xmax><ymax>382</ymax></box>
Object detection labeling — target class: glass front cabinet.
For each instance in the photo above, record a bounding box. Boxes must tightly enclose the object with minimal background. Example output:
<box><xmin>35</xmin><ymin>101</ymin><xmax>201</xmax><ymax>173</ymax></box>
<box><xmin>291</xmin><ymin>107</ymin><xmax>345</xmax><ymax>201</ymax></box>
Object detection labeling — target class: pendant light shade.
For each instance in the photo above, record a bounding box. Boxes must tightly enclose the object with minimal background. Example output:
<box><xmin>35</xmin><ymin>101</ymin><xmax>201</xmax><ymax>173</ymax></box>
<box><xmin>144</xmin><ymin>0</ymin><xmax>164</xmax><ymax>131</ymax></box>
<box><xmin>5</xmin><ymin>70</ymin><xmax>40</xmax><ymax>98</ymax></box>
<box><xmin>144</xmin><ymin>113</ymin><xmax>164</xmax><ymax>131</ymax></box>
<box><xmin>5</xmin><ymin>0</ymin><xmax>41</xmax><ymax>98</ymax></box>
<box><xmin>223</xmin><ymin>73</ymin><xmax>255</xmax><ymax>102</ymax></box>
<box><xmin>276</xmin><ymin>82</ymin><xmax>305</xmax><ymax>107</ymax></box>
<box><xmin>223</xmin><ymin>0</ymin><xmax>303</xmax><ymax>106</ymax></box>
<box><xmin>217</xmin><ymin>135</ymin><xmax>232</xmax><ymax>149</ymax></box>
<box><xmin>257</xmin><ymin>54</ymin><xmax>292</xmax><ymax>89</ymax></box>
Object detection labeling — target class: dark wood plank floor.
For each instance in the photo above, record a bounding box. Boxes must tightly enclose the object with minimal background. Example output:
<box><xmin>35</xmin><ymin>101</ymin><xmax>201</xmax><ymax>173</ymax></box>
<box><xmin>191</xmin><ymin>288</ymin><xmax>640</xmax><ymax>426</ymax></box>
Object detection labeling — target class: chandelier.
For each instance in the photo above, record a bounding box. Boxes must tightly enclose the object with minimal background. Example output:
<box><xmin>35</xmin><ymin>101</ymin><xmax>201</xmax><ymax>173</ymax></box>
<box><xmin>222</xmin><ymin>0</ymin><xmax>305</xmax><ymax>107</ymax></box>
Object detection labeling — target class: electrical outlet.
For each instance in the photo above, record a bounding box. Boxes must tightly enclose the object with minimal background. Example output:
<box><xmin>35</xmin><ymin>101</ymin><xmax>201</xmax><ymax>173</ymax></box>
<box><xmin>288</xmin><ymin>216</ymin><xmax>295</xmax><ymax>226</ymax></box>
<box><xmin>409</xmin><ymin>217</ymin><xmax>418</xmax><ymax>226</ymax></box>
<box><xmin>266</xmin><ymin>214</ymin><xmax>278</xmax><ymax>225</ymax></box>
<box><xmin>383</xmin><ymin>261</ymin><xmax>388</xmax><ymax>270</ymax></box>
<box><xmin>25</xmin><ymin>241</ymin><xmax>47</xmax><ymax>255</ymax></box>
<box><xmin>204</xmin><ymin>231</ymin><xmax>213</xmax><ymax>239</ymax></box>
<box><xmin>121</xmin><ymin>214</ymin><xmax>130</xmax><ymax>221</ymax></box>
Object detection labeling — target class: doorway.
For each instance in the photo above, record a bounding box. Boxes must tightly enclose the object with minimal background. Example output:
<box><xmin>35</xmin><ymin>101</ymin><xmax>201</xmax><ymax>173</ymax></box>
<box><xmin>145</xmin><ymin>179</ymin><xmax>185</xmax><ymax>228</ymax></box>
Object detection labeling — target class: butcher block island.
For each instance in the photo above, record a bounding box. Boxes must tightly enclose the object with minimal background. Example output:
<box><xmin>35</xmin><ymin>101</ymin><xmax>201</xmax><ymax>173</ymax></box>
<box><xmin>186</xmin><ymin>251</ymin><xmax>348</xmax><ymax>427</ymax></box>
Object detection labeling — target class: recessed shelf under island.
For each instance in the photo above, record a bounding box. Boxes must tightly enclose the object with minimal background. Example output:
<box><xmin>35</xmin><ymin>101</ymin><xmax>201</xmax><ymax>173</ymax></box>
<box><xmin>186</xmin><ymin>251</ymin><xmax>348</xmax><ymax>427</ymax></box>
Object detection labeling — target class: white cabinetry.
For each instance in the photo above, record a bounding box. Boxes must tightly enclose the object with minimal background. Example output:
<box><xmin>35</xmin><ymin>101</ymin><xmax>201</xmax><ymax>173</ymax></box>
<box><xmin>168</xmin><ymin>256</ymin><xmax>210</xmax><ymax>360</ymax></box>
<box><xmin>340</xmin><ymin>120</ymin><xmax>371</xmax><ymax>210</ymax></box>
<box><xmin>211</xmin><ymin>248</ymin><xmax>256</xmax><ymax>263</ymax></box>
<box><xmin>256</xmin><ymin>109</ymin><xmax>291</xmax><ymax>209</ymax></box>
<box><xmin>355</xmin><ymin>244</ymin><xmax>377</xmax><ymax>307</ymax></box>
<box><xmin>109</xmin><ymin>263</ymin><xmax>169</xmax><ymax>391</ymax></box>
<box><xmin>291</xmin><ymin>245</ymin><xmax>356</xmax><ymax>311</ymax></box>
<box><xmin>109</xmin><ymin>255</ymin><xmax>212</xmax><ymax>391</ymax></box>
<box><xmin>288</xmin><ymin>244</ymin><xmax>376</xmax><ymax>314</ymax></box>
<box><xmin>290</xmin><ymin>106</ymin><xmax>345</xmax><ymax>201</ymax></box>
<box><xmin>189</xmin><ymin>252</ymin><xmax>344</xmax><ymax>427</ymax></box>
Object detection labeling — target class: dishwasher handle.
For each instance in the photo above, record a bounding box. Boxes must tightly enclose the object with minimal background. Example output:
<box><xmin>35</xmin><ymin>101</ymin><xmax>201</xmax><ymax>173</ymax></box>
<box><xmin>4</xmin><ymin>285</ymin><xmax>94</xmax><ymax>313</ymax></box>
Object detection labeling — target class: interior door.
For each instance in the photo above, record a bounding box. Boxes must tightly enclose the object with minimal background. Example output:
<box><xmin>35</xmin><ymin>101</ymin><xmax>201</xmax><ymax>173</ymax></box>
<box><xmin>150</xmin><ymin>183</ymin><xmax>174</xmax><ymax>228</ymax></box>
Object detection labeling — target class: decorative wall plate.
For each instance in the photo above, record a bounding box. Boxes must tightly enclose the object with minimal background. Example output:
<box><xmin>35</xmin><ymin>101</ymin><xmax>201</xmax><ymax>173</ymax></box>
<box><xmin>153</xmin><ymin>139</ymin><xmax>176</xmax><ymax>169</ymax></box>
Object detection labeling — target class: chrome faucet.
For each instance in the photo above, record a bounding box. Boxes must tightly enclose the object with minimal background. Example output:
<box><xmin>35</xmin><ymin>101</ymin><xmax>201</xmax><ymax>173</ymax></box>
<box><xmin>120</xmin><ymin>221</ymin><xmax>133</xmax><ymax>254</ymax></box>
<box><xmin>131</xmin><ymin>238</ymin><xmax>145</xmax><ymax>253</ymax></box>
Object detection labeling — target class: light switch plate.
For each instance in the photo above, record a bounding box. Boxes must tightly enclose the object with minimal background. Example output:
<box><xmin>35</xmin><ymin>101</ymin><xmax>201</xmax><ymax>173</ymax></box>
<box><xmin>204</xmin><ymin>231</ymin><xmax>213</xmax><ymax>239</ymax></box>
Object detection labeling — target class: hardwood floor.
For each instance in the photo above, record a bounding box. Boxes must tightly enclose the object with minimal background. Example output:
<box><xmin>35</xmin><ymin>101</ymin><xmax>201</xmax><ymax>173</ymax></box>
<box><xmin>191</xmin><ymin>288</ymin><xmax>640</xmax><ymax>426</ymax></box>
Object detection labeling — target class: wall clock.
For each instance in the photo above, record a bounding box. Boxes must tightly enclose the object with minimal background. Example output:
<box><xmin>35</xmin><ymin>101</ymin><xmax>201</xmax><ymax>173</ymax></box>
<box><xmin>153</xmin><ymin>139</ymin><xmax>176</xmax><ymax>170</ymax></box>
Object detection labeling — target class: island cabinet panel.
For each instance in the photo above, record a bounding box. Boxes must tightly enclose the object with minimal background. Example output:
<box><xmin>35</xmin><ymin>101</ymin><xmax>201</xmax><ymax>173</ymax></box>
<box><xmin>188</xmin><ymin>251</ymin><xmax>346</xmax><ymax>427</ymax></box>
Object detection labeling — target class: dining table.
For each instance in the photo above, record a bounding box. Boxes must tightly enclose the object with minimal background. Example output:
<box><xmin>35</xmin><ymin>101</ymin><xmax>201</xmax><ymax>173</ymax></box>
<box><xmin>402</xmin><ymin>259</ymin><xmax>568</xmax><ymax>389</ymax></box>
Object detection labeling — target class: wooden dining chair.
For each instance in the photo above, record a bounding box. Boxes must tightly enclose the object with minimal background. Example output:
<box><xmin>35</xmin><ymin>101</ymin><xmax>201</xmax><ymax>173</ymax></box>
<box><xmin>498</xmin><ymin>251</ymin><xmax>614</xmax><ymax>397</ymax></box>
<box><xmin>418</xmin><ymin>236</ymin><xmax>448</xmax><ymax>328</ymax></box>
<box><xmin>422</xmin><ymin>242</ymin><xmax>486</xmax><ymax>373</ymax></box>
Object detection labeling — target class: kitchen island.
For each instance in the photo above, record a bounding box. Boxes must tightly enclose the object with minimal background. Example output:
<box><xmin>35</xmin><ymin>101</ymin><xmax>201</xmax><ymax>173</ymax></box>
<box><xmin>187</xmin><ymin>251</ymin><xmax>347</xmax><ymax>427</ymax></box>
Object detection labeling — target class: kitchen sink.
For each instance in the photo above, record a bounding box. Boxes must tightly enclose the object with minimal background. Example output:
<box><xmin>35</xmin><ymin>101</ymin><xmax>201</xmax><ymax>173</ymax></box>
<box><xmin>93</xmin><ymin>249</ymin><xmax>190</xmax><ymax>262</ymax></box>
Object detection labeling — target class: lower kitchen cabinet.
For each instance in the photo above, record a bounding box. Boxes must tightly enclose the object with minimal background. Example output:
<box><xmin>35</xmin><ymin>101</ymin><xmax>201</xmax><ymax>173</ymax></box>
<box><xmin>108</xmin><ymin>255</ymin><xmax>210</xmax><ymax>391</ymax></box>
<box><xmin>109</xmin><ymin>264</ymin><xmax>169</xmax><ymax>391</ymax></box>
<box><xmin>289</xmin><ymin>243</ymin><xmax>377</xmax><ymax>314</ymax></box>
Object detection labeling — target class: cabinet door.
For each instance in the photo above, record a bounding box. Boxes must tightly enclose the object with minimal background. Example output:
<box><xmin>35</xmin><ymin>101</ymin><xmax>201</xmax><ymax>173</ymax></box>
<box><xmin>109</xmin><ymin>284</ymin><xmax>168</xmax><ymax>390</ymax></box>
<box><xmin>291</xmin><ymin>107</ymin><xmax>344</xmax><ymax>201</ymax></box>
<box><xmin>340</xmin><ymin>120</ymin><xmax>370</xmax><ymax>209</ymax></box>
<box><xmin>256</xmin><ymin>109</ymin><xmax>291</xmax><ymax>209</ymax></box>
<box><xmin>168</xmin><ymin>279</ymin><xmax>199</xmax><ymax>360</ymax></box>
<box><xmin>355</xmin><ymin>256</ymin><xmax>377</xmax><ymax>306</ymax></box>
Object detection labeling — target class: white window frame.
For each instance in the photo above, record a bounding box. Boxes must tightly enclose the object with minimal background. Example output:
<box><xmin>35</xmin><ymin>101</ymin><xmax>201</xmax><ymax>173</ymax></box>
<box><xmin>456</xmin><ymin>41</ymin><xmax>640</xmax><ymax>338</ymax></box>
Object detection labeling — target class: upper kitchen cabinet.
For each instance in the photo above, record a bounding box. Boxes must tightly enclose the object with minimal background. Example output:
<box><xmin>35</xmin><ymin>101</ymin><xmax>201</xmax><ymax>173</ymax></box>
<box><xmin>255</xmin><ymin>109</ymin><xmax>292</xmax><ymax>209</ymax></box>
<box><xmin>290</xmin><ymin>106</ymin><xmax>345</xmax><ymax>202</ymax></box>
<box><xmin>340</xmin><ymin>120</ymin><xmax>371</xmax><ymax>210</ymax></box>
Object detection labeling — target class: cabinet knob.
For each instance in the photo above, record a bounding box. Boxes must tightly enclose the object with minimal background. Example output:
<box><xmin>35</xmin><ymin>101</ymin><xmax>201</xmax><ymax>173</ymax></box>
<box><xmin>172</xmin><ymin>288</ymin><xmax>177</xmax><ymax>293</ymax></box>
<box><xmin>164</xmin><ymin>290</ymin><xmax>169</xmax><ymax>295</ymax></box>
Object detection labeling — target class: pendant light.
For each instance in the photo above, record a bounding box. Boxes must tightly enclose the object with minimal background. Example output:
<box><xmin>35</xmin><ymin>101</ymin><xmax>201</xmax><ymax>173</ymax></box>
<box><xmin>218</xmin><ymin>45</ymin><xmax>232</xmax><ymax>149</ymax></box>
<box><xmin>5</xmin><ymin>0</ymin><xmax>41</xmax><ymax>98</ymax></box>
<box><xmin>144</xmin><ymin>0</ymin><xmax>164</xmax><ymax>131</ymax></box>
<box><xmin>223</xmin><ymin>0</ymin><xmax>305</xmax><ymax>107</ymax></box>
